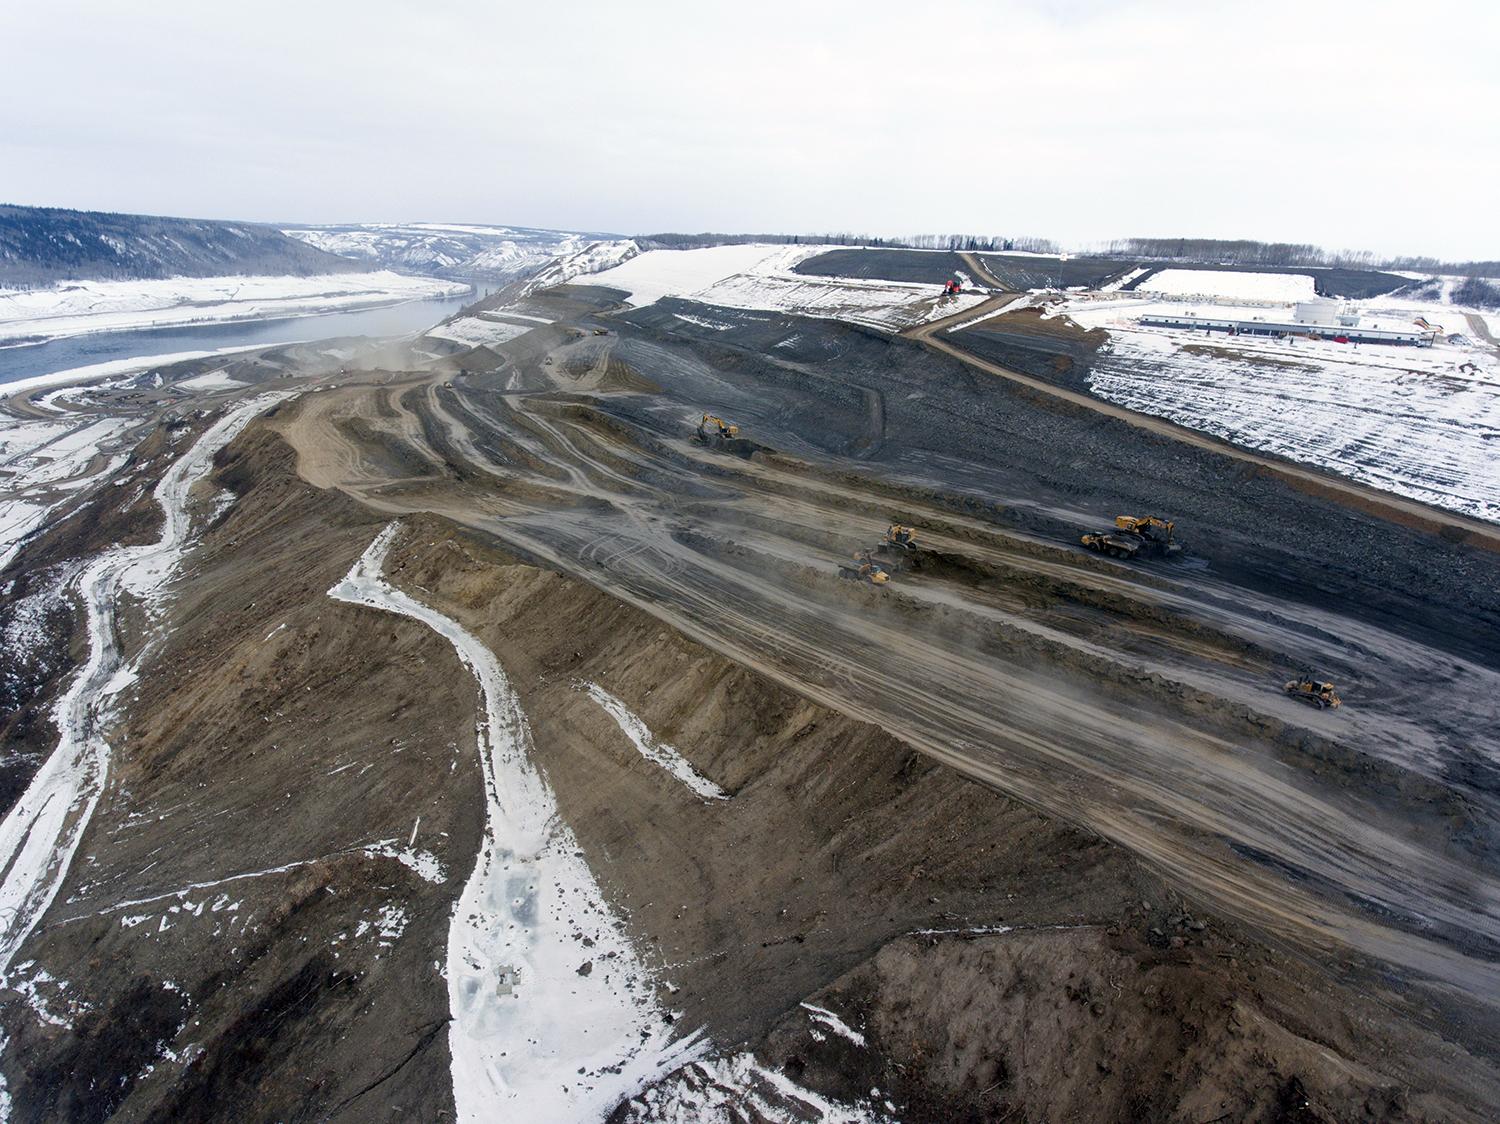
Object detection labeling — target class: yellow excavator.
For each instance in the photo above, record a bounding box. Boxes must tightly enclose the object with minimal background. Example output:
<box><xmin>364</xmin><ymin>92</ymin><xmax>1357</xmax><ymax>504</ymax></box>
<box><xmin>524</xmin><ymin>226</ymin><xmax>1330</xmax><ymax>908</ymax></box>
<box><xmin>1284</xmin><ymin>677</ymin><xmax>1342</xmax><ymax>709</ymax></box>
<box><xmin>1083</xmin><ymin>514</ymin><xmax>1182</xmax><ymax>559</ymax></box>
<box><xmin>695</xmin><ymin>413</ymin><xmax>739</xmax><ymax>444</ymax></box>
<box><xmin>1114</xmin><ymin>515</ymin><xmax>1182</xmax><ymax>556</ymax></box>
<box><xmin>884</xmin><ymin>524</ymin><xmax>917</xmax><ymax>550</ymax></box>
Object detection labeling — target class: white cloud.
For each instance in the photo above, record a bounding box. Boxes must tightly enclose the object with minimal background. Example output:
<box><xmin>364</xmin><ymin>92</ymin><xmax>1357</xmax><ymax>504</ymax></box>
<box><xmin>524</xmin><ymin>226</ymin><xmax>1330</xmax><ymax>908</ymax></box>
<box><xmin>5</xmin><ymin>0</ymin><xmax>1496</xmax><ymax>259</ymax></box>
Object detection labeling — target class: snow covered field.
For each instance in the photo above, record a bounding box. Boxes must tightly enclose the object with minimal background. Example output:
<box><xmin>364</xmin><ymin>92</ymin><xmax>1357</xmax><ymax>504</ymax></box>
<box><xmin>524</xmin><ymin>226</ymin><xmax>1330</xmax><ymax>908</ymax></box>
<box><xmin>520</xmin><ymin>240</ymin><xmax>639</xmax><ymax>294</ymax></box>
<box><xmin>0</xmin><ymin>272</ymin><xmax>469</xmax><ymax>347</ymax></box>
<box><xmin>583</xmin><ymin>244</ymin><xmax>986</xmax><ymax>331</ymax></box>
<box><xmin>581</xmin><ymin>245</ymin><xmax>786</xmax><ymax>306</ymax></box>
<box><xmin>1050</xmin><ymin>294</ymin><xmax>1500</xmax><ymax>522</ymax></box>
<box><xmin>426</xmin><ymin>315</ymin><xmax>538</xmax><ymax>349</ymax></box>
<box><xmin>1137</xmin><ymin>269</ymin><xmax>1317</xmax><ymax>303</ymax></box>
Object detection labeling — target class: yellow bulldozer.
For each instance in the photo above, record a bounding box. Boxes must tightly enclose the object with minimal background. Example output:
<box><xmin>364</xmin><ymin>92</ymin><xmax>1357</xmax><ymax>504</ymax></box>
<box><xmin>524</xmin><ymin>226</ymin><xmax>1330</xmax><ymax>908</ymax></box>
<box><xmin>695</xmin><ymin>413</ymin><xmax>740</xmax><ymax>444</ymax></box>
<box><xmin>1284</xmin><ymin>677</ymin><xmax>1342</xmax><ymax>709</ymax></box>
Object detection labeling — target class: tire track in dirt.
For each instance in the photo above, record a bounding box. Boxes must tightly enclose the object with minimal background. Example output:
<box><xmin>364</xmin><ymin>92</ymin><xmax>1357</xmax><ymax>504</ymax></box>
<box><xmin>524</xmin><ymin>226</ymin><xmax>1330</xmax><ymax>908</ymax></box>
<box><xmin>275</xmin><ymin>374</ymin><xmax>1500</xmax><ymax>1020</ymax></box>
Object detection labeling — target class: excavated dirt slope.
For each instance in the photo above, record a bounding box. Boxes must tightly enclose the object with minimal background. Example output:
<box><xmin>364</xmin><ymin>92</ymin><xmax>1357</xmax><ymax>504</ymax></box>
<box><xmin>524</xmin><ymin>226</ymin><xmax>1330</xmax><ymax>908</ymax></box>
<box><xmin>6</xmin><ymin>423</ymin><xmax>1490</xmax><ymax>1120</ymax></box>
<box><xmin>2</xmin><ymin>279</ymin><xmax>1499</xmax><ymax>1119</ymax></box>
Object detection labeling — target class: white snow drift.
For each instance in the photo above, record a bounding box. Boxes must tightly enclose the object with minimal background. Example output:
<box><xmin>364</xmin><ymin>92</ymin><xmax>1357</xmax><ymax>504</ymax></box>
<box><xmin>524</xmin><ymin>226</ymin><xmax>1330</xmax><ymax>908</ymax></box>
<box><xmin>580</xmin><ymin>682</ymin><xmax>726</xmax><ymax>801</ymax></box>
<box><xmin>330</xmin><ymin>525</ymin><xmax>702</xmax><ymax>1124</ymax></box>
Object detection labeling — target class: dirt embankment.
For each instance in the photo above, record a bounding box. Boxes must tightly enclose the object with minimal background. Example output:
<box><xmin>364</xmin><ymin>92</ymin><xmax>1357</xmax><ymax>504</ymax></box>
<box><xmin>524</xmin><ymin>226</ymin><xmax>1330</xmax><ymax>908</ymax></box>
<box><xmin>949</xmin><ymin>306</ymin><xmax>1110</xmax><ymax>392</ymax></box>
<box><xmin>0</xmin><ymin>428</ymin><xmax>482</xmax><ymax>1122</ymax></box>
<box><xmin>386</xmin><ymin>513</ymin><xmax>1496</xmax><ymax>1123</ymax></box>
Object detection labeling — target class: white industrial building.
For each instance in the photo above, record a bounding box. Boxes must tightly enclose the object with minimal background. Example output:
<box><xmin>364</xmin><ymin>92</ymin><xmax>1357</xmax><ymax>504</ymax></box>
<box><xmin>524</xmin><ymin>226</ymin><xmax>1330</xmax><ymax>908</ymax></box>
<box><xmin>1140</xmin><ymin>300</ymin><xmax>1435</xmax><ymax>347</ymax></box>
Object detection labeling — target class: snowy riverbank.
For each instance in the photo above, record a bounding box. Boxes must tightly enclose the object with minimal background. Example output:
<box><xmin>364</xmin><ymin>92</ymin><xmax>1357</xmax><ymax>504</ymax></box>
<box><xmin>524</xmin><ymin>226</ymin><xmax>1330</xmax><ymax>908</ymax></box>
<box><xmin>0</xmin><ymin>272</ymin><xmax>469</xmax><ymax>348</ymax></box>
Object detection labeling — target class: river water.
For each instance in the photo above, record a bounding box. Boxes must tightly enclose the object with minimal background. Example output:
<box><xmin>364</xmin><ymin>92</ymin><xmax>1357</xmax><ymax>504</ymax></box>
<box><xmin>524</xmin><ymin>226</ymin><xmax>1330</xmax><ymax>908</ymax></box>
<box><xmin>0</xmin><ymin>290</ymin><xmax>480</xmax><ymax>387</ymax></box>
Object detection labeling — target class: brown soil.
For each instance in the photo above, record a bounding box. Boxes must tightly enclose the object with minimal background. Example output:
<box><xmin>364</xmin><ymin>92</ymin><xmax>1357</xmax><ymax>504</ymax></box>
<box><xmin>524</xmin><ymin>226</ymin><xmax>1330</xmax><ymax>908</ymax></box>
<box><xmin>5</xmin><ymin>420</ymin><xmax>1492</xmax><ymax>1120</ymax></box>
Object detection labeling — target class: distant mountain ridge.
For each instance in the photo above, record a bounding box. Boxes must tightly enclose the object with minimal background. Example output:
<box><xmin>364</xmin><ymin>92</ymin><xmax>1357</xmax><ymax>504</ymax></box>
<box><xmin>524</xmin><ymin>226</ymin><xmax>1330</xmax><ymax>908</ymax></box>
<box><xmin>282</xmin><ymin>222</ymin><xmax>619</xmax><ymax>283</ymax></box>
<box><xmin>0</xmin><ymin>204</ymin><xmax>371</xmax><ymax>287</ymax></box>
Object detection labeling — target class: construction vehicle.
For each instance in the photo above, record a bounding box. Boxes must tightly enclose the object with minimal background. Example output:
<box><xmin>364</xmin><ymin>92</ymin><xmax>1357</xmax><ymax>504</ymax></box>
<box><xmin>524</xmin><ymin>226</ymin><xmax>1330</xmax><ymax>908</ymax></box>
<box><xmin>695</xmin><ymin>413</ymin><xmax>740</xmax><ymax>444</ymax></box>
<box><xmin>1113</xmin><ymin>515</ymin><xmax>1182</xmax><ymax>556</ymax></box>
<box><xmin>839</xmin><ymin>550</ymin><xmax>890</xmax><ymax>585</ymax></box>
<box><xmin>1284</xmin><ymin>677</ymin><xmax>1341</xmax><ymax>709</ymax></box>
<box><xmin>1080</xmin><ymin>531</ymin><xmax>1142</xmax><ymax>559</ymax></box>
<box><xmin>884</xmin><ymin>524</ymin><xmax>917</xmax><ymax>550</ymax></box>
<box><xmin>942</xmin><ymin>278</ymin><xmax>962</xmax><ymax>297</ymax></box>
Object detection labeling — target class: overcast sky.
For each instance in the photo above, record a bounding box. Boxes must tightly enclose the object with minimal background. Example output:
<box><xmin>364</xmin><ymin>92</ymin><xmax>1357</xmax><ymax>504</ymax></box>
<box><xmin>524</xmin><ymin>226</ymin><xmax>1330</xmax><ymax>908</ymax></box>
<box><xmin>7</xmin><ymin>0</ymin><xmax>1496</xmax><ymax>259</ymax></box>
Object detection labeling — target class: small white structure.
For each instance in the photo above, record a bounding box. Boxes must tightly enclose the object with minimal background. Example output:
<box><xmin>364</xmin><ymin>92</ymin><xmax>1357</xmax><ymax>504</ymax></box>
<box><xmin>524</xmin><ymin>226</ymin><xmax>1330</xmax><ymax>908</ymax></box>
<box><xmin>1294</xmin><ymin>300</ymin><xmax>1359</xmax><ymax>327</ymax></box>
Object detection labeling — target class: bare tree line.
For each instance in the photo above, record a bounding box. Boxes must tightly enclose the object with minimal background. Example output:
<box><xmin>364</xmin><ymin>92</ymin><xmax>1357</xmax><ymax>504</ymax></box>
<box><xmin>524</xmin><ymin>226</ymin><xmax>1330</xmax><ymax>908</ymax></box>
<box><xmin>640</xmin><ymin>232</ymin><xmax>1058</xmax><ymax>253</ymax></box>
<box><xmin>1093</xmin><ymin>236</ymin><xmax>1500</xmax><ymax>278</ymax></box>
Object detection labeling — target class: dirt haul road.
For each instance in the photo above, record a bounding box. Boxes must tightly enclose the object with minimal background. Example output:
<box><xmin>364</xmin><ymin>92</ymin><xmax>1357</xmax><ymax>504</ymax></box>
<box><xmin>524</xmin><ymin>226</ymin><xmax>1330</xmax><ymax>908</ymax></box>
<box><xmin>273</xmin><ymin>288</ymin><xmax>1500</xmax><ymax>1058</ymax></box>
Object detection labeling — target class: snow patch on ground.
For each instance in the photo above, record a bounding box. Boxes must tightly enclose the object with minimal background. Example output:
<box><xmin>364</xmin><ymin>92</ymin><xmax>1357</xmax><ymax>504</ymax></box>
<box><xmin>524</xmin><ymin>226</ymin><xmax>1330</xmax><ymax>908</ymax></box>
<box><xmin>1138</xmin><ymin>269</ymin><xmax>1316</xmax><ymax>303</ymax></box>
<box><xmin>426</xmin><ymin>316</ymin><xmax>534</xmax><ymax>349</ymax></box>
<box><xmin>330</xmin><ymin>524</ymin><xmax>703</xmax><ymax>1123</ymax></box>
<box><xmin>672</xmin><ymin>313</ymin><xmax>735</xmax><ymax>332</ymax></box>
<box><xmin>579</xmin><ymin>682</ymin><xmax>727</xmax><ymax>801</ymax></box>
<box><xmin>1100</xmin><ymin>266</ymin><xmax>1148</xmax><ymax>293</ymax></box>
<box><xmin>583</xmin><ymin>244</ymin><xmax>986</xmax><ymax>332</ymax></box>
<box><xmin>365</xmin><ymin>840</ymin><xmax>446</xmax><ymax>884</ymax></box>
<box><xmin>0</xmin><ymin>413</ymin><xmax>136</xmax><ymax>572</ymax></box>
<box><xmin>521</xmin><ymin>240</ymin><xmax>642</xmax><ymax>295</ymax></box>
<box><xmin>355</xmin><ymin>904</ymin><xmax>409</xmax><ymax>949</ymax></box>
<box><xmin>577</xmin><ymin>245</ymin><xmax>783</xmax><ymax>307</ymax></box>
<box><xmin>175</xmin><ymin>370</ymin><xmax>246</xmax><ymax>393</ymax></box>
<box><xmin>621</xmin><ymin>1052</ymin><xmax>895</xmax><ymax>1123</ymax></box>
<box><xmin>800</xmin><ymin>1002</ymin><xmax>867</xmax><ymax>1047</ymax></box>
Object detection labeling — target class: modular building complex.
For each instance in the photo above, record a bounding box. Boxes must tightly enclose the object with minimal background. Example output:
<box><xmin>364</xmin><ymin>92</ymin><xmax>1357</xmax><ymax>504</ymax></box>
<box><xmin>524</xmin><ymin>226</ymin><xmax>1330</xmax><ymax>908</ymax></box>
<box><xmin>1139</xmin><ymin>300</ymin><xmax>1435</xmax><ymax>346</ymax></box>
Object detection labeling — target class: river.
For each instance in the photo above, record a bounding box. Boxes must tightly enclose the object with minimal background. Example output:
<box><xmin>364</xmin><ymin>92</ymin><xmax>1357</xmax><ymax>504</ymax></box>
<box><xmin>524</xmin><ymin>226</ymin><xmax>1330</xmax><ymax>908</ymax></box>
<box><xmin>0</xmin><ymin>290</ymin><xmax>481</xmax><ymax>387</ymax></box>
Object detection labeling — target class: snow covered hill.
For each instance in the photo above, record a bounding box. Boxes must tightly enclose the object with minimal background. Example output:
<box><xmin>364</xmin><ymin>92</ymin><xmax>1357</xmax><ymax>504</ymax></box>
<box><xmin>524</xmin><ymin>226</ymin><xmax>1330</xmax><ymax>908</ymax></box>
<box><xmin>581</xmin><ymin>243</ymin><xmax>987</xmax><ymax>331</ymax></box>
<box><xmin>282</xmin><ymin>223</ymin><xmax>617</xmax><ymax>283</ymax></box>
<box><xmin>0</xmin><ymin>204</ymin><xmax>366</xmax><ymax>287</ymax></box>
